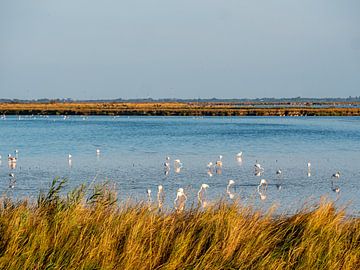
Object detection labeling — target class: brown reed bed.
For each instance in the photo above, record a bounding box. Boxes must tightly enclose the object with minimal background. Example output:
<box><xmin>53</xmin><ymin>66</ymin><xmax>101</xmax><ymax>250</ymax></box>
<box><xmin>0</xmin><ymin>102</ymin><xmax>360</xmax><ymax>116</ymax></box>
<box><xmin>0</xmin><ymin>178</ymin><xmax>359</xmax><ymax>269</ymax></box>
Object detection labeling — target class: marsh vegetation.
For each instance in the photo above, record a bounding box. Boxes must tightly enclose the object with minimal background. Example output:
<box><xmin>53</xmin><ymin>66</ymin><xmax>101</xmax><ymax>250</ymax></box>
<box><xmin>0</xmin><ymin>179</ymin><xmax>359</xmax><ymax>269</ymax></box>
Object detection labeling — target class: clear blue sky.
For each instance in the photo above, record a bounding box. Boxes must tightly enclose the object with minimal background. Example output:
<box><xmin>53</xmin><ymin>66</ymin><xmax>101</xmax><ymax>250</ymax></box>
<box><xmin>1</xmin><ymin>0</ymin><xmax>359</xmax><ymax>100</ymax></box>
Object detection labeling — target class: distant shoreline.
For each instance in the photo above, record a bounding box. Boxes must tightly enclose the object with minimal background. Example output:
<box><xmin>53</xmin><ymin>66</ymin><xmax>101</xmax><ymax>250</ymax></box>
<box><xmin>1</xmin><ymin>102</ymin><xmax>360</xmax><ymax>116</ymax></box>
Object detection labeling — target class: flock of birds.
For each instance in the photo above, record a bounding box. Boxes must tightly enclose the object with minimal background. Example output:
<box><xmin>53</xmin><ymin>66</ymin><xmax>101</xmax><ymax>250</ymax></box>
<box><xmin>1</xmin><ymin>149</ymin><xmax>342</xmax><ymax>209</ymax></box>
<box><xmin>145</xmin><ymin>152</ymin><xmax>342</xmax><ymax>212</ymax></box>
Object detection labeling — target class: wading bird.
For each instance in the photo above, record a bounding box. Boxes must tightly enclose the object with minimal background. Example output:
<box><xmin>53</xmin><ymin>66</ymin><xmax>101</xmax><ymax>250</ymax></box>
<box><xmin>332</xmin><ymin>171</ymin><xmax>340</xmax><ymax>179</ymax></box>
<box><xmin>174</xmin><ymin>159</ymin><xmax>183</xmax><ymax>168</ymax></box>
<box><xmin>227</xmin><ymin>180</ymin><xmax>235</xmax><ymax>199</ymax></box>
<box><xmin>7</xmin><ymin>154</ymin><xmax>17</xmax><ymax>163</ymax></box>
<box><xmin>258</xmin><ymin>179</ymin><xmax>268</xmax><ymax>191</ymax></box>
<box><xmin>147</xmin><ymin>189</ymin><xmax>152</xmax><ymax>204</ymax></box>
<box><xmin>257</xmin><ymin>179</ymin><xmax>268</xmax><ymax>200</ymax></box>
<box><xmin>164</xmin><ymin>156</ymin><xmax>170</xmax><ymax>170</ymax></box>
<box><xmin>157</xmin><ymin>185</ymin><xmax>165</xmax><ymax>211</ymax></box>
<box><xmin>197</xmin><ymin>184</ymin><xmax>209</xmax><ymax>207</ymax></box>
<box><xmin>174</xmin><ymin>188</ymin><xmax>187</xmax><ymax>212</ymax></box>
<box><xmin>254</xmin><ymin>162</ymin><xmax>263</xmax><ymax>170</ymax></box>
<box><xmin>216</xmin><ymin>155</ymin><xmax>223</xmax><ymax>167</ymax></box>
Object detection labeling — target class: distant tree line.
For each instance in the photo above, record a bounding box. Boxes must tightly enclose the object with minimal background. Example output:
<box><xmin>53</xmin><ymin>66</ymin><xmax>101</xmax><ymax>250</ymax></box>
<box><xmin>0</xmin><ymin>96</ymin><xmax>359</xmax><ymax>103</ymax></box>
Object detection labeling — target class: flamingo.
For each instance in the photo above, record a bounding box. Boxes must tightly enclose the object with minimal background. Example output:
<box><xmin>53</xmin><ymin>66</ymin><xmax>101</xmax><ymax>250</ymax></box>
<box><xmin>197</xmin><ymin>184</ymin><xmax>209</xmax><ymax>207</ymax></box>
<box><xmin>254</xmin><ymin>162</ymin><xmax>263</xmax><ymax>170</ymax></box>
<box><xmin>164</xmin><ymin>156</ymin><xmax>170</xmax><ymax>169</ymax></box>
<box><xmin>227</xmin><ymin>180</ymin><xmax>235</xmax><ymax>199</ymax></box>
<box><xmin>258</xmin><ymin>179</ymin><xmax>268</xmax><ymax>190</ymax></box>
<box><xmin>157</xmin><ymin>185</ymin><xmax>165</xmax><ymax>210</ymax></box>
<box><xmin>174</xmin><ymin>188</ymin><xmax>187</xmax><ymax>212</ymax></box>
<box><xmin>146</xmin><ymin>189</ymin><xmax>152</xmax><ymax>203</ymax></box>
<box><xmin>7</xmin><ymin>154</ymin><xmax>17</xmax><ymax>163</ymax></box>
<box><xmin>174</xmin><ymin>159</ymin><xmax>183</xmax><ymax>168</ymax></box>
<box><xmin>216</xmin><ymin>155</ymin><xmax>223</xmax><ymax>167</ymax></box>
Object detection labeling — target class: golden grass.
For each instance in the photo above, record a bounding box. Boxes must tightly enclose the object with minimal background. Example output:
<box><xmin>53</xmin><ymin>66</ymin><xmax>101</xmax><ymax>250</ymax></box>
<box><xmin>0</xmin><ymin>102</ymin><xmax>359</xmax><ymax>116</ymax></box>
<box><xmin>0</xmin><ymin>179</ymin><xmax>359</xmax><ymax>269</ymax></box>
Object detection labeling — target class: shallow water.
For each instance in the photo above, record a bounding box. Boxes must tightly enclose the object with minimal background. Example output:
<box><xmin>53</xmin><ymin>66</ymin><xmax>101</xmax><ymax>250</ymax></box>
<box><xmin>0</xmin><ymin>116</ymin><xmax>359</xmax><ymax>214</ymax></box>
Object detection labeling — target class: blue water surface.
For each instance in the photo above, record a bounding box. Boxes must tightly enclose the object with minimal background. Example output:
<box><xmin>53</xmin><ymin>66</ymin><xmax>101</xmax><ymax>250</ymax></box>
<box><xmin>0</xmin><ymin>116</ymin><xmax>359</xmax><ymax>214</ymax></box>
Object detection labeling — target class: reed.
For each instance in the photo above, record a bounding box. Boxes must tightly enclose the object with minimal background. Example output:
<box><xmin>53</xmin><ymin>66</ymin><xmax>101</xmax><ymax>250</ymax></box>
<box><xmin>1</xmin><ymin>102</ymin><xmax>360</xmax><ymax>116</ymax></box>
<box><xmin>0</xmin><ymin>178</ymin><xmax>359</xmax><ymax>269</ymax></box>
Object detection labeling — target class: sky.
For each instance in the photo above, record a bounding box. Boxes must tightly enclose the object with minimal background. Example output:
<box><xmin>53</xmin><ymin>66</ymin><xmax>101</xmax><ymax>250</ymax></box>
<box><xmin>0</xmin><ymin>0</ymin><xmax>359</xmax><ymax>100</ymax></box>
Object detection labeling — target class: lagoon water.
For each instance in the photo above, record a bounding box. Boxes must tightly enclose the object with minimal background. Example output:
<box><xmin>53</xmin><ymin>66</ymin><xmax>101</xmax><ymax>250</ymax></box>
<box><xmin>0</xmin><ymin>116</ymin><xmax>359</xmax><ymax>214</ymax></box>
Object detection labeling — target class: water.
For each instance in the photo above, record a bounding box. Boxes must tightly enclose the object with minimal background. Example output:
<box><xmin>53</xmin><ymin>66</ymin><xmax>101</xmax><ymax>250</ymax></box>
<box><xmin>0</xmin><ymin>116</ymin><xmax>359</xmax><ymax>214</ymax></box>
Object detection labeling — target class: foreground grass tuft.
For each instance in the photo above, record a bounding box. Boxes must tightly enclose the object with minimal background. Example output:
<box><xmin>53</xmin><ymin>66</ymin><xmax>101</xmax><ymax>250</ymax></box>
<box><xmin>0</xmin><ymin>179</ymin><xmax>359</xmax><ymax>269</ymax></box>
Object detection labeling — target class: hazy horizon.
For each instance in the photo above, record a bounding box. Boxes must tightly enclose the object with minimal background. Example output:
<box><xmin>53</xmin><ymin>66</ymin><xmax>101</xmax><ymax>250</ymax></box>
<box><xmin>1</xmin><ymin>0</ymin><xmax>359</xmax><ymax>100</ymax></box>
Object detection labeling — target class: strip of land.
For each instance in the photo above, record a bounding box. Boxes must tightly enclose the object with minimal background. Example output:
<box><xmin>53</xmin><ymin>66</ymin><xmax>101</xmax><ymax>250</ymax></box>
<box><xmin>0</xmin><ymin>102</ymin><xmax>360</xmax><ymax>116</ymax></box>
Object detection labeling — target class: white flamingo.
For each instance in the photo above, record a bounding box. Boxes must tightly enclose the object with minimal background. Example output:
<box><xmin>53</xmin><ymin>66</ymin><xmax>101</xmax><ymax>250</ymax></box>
<box><xmin>174</xmin><ymin>159</ymin><xmax>183</xmax><ymax>168</ymax></box>
<box><xmin>227</xmin><ymin>180</ymin><xmax>235</xmax><ymax>199</ymax></box>
<box><xmin>8</xmin><ymin>154</ymin><xmax>17</xmax><ymax>163</ymax></box>
<box><xmin>147</xmin><ymin>189</ymin><xmax>152</xmax><ymax>204</ymax></box>
<box><xmin>157</xmin><ymin>185</ymin><xmax>165</xmax><ymax>210</ymax></box>
<box><xmin>254</xmin><ymin>162</ymin><xmax>263</xmax><ymax>170</ymax></box>
<box><xmin>197</xmin><ymin>184</ymin><xmax>209</xmax><ymax>207</ymax></box>
<box><xmin>258</xmin><ymin>179</ymin><xmax>268</xmax><ymax>191</ymax></box>
<box><xmin>332</xmin><ymin>171</ymin><xmax>340</xmax><ymax>179</ymax></box>
<box><xmin>164</xmin><ymin>156</ymin><xmax>170</xmax><ymax>170</ymax></box>
<box><xmin>174</xmin><ymin>188</ymin><xmax>187</xmax><ymax>212</ymax></box>
<box><xmin>216</xmin><ymin>155</ymin><xmax>223</xmax><ymax>167</ymax></box>
<box><xmin>257</xmin><ymin>179</ymin><xmax>268</xmax><ymax>200</ymax></box>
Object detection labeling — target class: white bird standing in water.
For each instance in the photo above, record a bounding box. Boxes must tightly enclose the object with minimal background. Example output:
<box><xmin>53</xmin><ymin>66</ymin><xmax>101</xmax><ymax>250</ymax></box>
<box><xmin>157</xmin><ymin>185</ymin><xmax>165</xmax><ymax>210</ymax></box>
<box><xmin>216</xmin><ymin>155</ymin><xmax>223</xmax><ymax>167</ymax></box>
<box><xmin>258</xmin><ymin>179</ymin><xmax>268</xmax><ymax>190</ymax></box>
<box><xmin>307</xmin><ymin>162</ymin><xmax>311</xmax><ymax>177</ymax></box>
<box><xmin>174</xmin><ymin>188</ymin><xmax>187</xmax><ymax>212</ymax></box>
<box><xmin>147</xmin><ymin>189</ymin><xmax>152</xmax><ymax>203</ymax></box>
<box><xmin>236</xmin><ymin>152</ymin><xmax>243</xmax><ymax>158</ymax></box>
<box><xmin>174</xmin><ymin>159</ymin><xmax>183</xmax><ymax>168</ymax></box>
<box><xmin>254</xmin><ymin>162</ymin><xmax>263</xmax><ymax>170</ymax></box>
<box><xmin>68</xmin><ymin>154</ymin><xmax>72</xmax><ymax>167</ymax></box>
<box><xmin>8</xmin><ymin>154</ymin><xmax>17</xmax><ymax>163</ymax></box>
<box><xmin>227</xmin><ymin>180</ymin><xmax>235</xmax><ymax>199</ymax></box>
<box><xmin>254</xmin><ymin>161</ymin><xmax>264</xmax><ymax>176</ymax></box>
<box><xmin>96</xmin><ymin>149</ymin><xmax>100</xmax><ymax>155</ymax></box>
<box><xmin>197</xmin><ymin>184</ymin><xmax>209</xmax><ymax>207</ymax></box>
<box><xmin>257</xmin><ymin>179</ymin><xmax>268</xmax><ymax>201</ymax></box>
<box><xmin>164</xmin><ymin>156</ymin><xmax>170</xmax><ymax>170</ymax></box>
